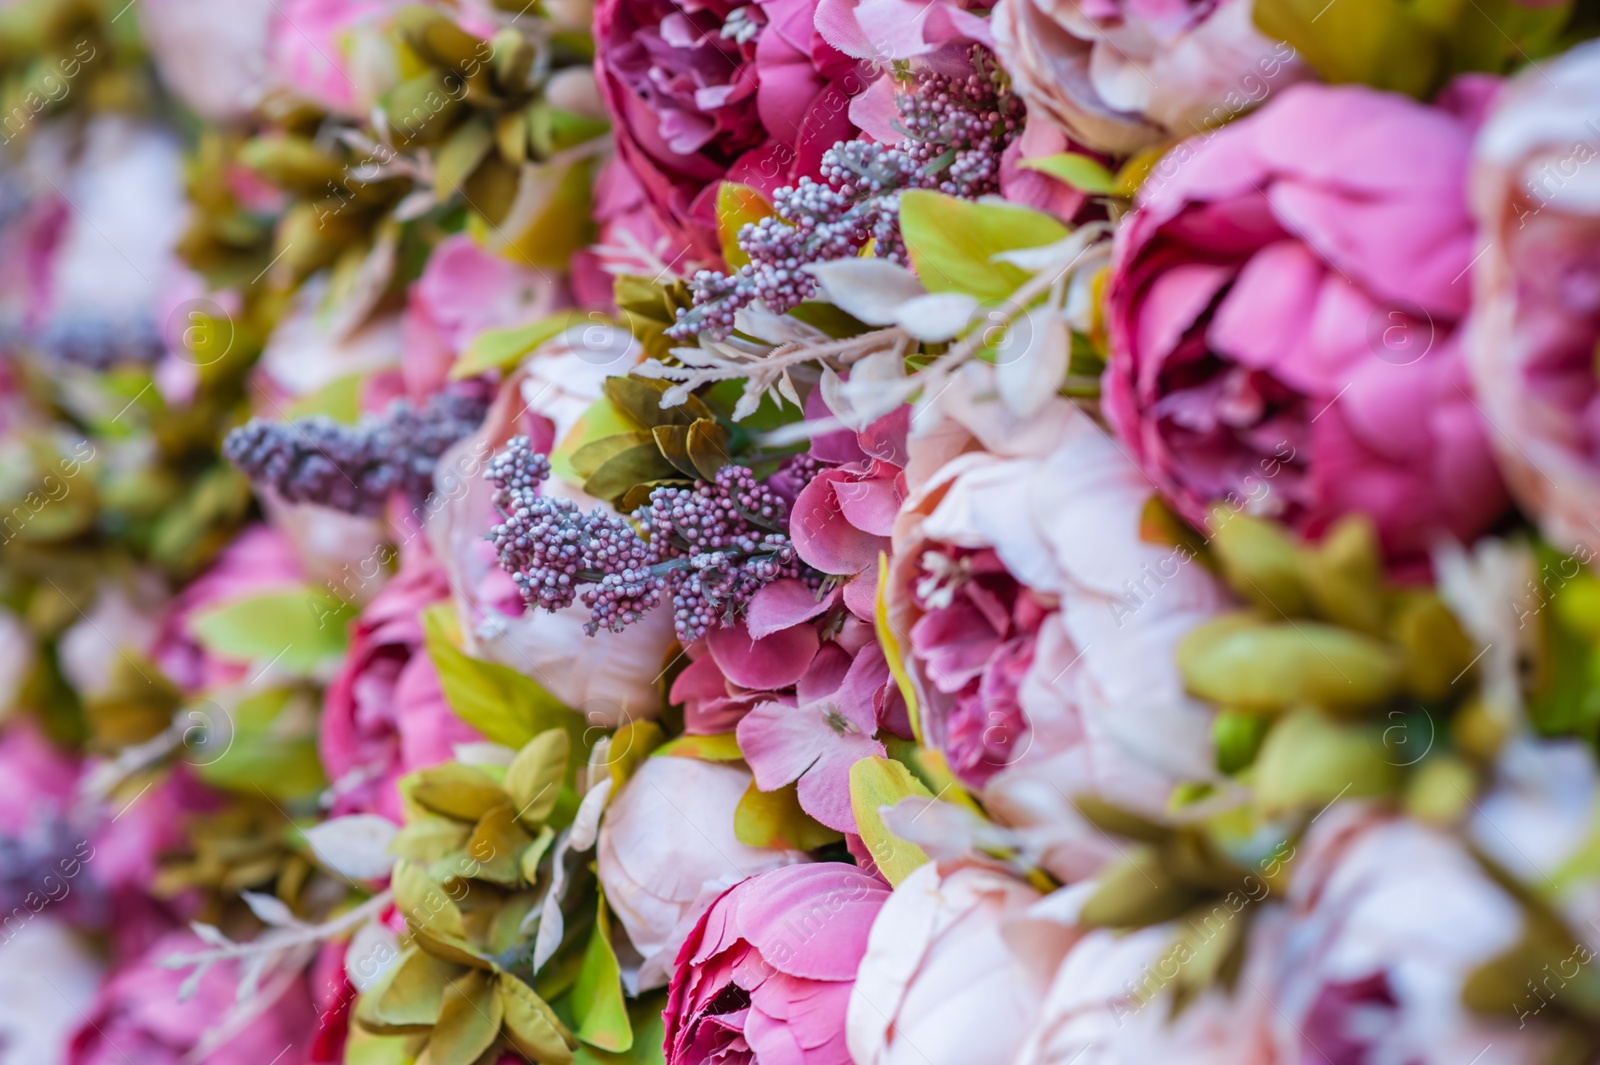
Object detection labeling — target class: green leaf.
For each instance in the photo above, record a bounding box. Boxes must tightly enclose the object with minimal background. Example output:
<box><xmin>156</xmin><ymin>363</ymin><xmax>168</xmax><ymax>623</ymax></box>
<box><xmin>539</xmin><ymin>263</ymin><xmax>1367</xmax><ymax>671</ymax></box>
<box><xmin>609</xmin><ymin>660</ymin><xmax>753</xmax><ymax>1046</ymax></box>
<box><xmin>848</xmin><ymin>756</ymin><xmax>933</xmax><ymax>886</ymax></box>
<box><xmin>436</xmin><ymin>117</ymin><xmax>495</xmax><ymax>200</ymax></box>
<box><xmin>1253</xmin><ymin>0</ymin><xmax>1439</xmax><ymax>97</ymax></box>
<box><xmin>653</xmin><ymin>733</ymin><xmax>743</xmax><ymax>761</ymax></box>
<box><xmin>735</xmin><ymin>781</ymin><xmax>843</xmax><ymax>851</ymax></box>
<box><xmin>363</xmin><ymin>947</ymin><xmax>458</xmax><ymax>1034</ymax></box>
<box><xmin>344</xmin><ymin>1028</ymin><xmax>423</xmax><ymax>1065</ymax></box>
<box><xmin>389</xmin><ymin>817</ymin><xmax>472</xmax><ymax>863</ymax></box>
<box><xmin>606</xmin><ymin>719</ymin><xmax>665</xmax><ymax>791</ymax></box>
<box><xmin>393</xmin><ymin>860</ymin><xmax>466</xmax><ymax>938</ymax></box>
<box><xmin>573</xmin><ymin>993</ymin><xmax>667</xmax><ymax>1065</ymax></box>
<box><xmin>1253</xmin><ymin>709</ymin><xmax>1403</xmax><ymax>815</ymax></box>
<box><xmin>551</xmin><ymin>396</ymin><xmax>642</xmax><ymax>484</ymax></box>
<box><xmin>582</xmin><ymin>445</ymin><xmax>682</xmax><ymax>507</ymax></box>
<box><xmin>1019</xmin><ymin>153</ymin><xmax>1118</xmax><ymax>195</ymax></box>
<box><xmin>570</xmin><ymin>431</ymin><xmax>658</xmax><ymax>481</ymax></box>
<box><xmin>898</xmin><ymin>191</ymin><xmax>1070</xmax><ymax>303</ymax></box>
<box><xmin>506</xmin><ymin>730</ymin><xmax>571</xmax><ymax>826</ymax></box>
<box><xmin>572</xmin><ymin>890</ymin><xmax>632</xmax><ymax>1052</ymax></box>
<box><xmin>500</xmin><ymin>973</ymin><xmax>578</xmax><ymax>1064</ymax></box>
<box><xmin>715</xmin><ymin>182</ymin><xmax>774</xmax><ymax>270</ymax></box>
<box><xmin>451</xmin><ymin>309</ymin><xmax>599</xmax><ymax>380</ymax></box>
<box><xmin>189</xmin><ymin>586</ymin><xmax>355</xmax><ymax>674</ymax></box>
<box><xmin>411</xmin><ymin>762</ymin><xmax>511</xmax><ymax>822</ymax></box>
<box><xmin>285</xmin><ymin>372</ymin><xmax>364</xmax><ymax>423</ymax></box>
<box><xmin>423</xmin><ymin>604</ymin><xmax>585</xmax><ymax>750</ymax></box>
<box><xmin>602</xmin><ymin>376</ymin><xmax>713</xmax><ymax>429</ymax></box>
<box><xmin>430</xmin><ymin>970</ymin><xmax>503</xmax><ymax>1065</ymax></box>
<box><xmin>1178</xmin><ymin>614</ymin><xmax>1403</xmax><ymax>714</ymax></box>
<box><xmin>467</xmin><ymin>803</ymin><xmax>534</xmax><ymax>885</ymax></box>
<box><xmin>196</xmin><ymin>688</ymin><xmax>327</xmax><ymax>800</ymax></box>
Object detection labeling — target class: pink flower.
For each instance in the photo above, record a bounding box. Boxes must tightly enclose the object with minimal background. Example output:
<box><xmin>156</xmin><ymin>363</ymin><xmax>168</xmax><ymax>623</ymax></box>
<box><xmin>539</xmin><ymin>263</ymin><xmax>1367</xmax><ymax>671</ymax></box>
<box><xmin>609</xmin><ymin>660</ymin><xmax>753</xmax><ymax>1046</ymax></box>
<box><xmin>268</xmin><ymin>0</ymin><xmax>399</xmax><ymax>117</ymax></box>
<box><xmin>580</xmin><ymin>156</ymin><xmax>699</xmax><ymax>307</ymax></box>
<box><xmin>67</xmin><ymin>931</ymin><xmax>317</xmax><ymax>1065</ymax></box>
<box><xmin>402</xmin><ymin>234</ymin><xmax>571</xmax><ymax>399</ymax></box>
<box><xmin>814</xmin><ymin>0</ymin><xmax>993</xmax><ymax>66</ymax></box>
<box><xmin>594</xmin><ymin>0</ymin><xmax>865</xmax><ymax>264</ymax></box>
<box><xmin>736</xmin><ymin>642</ymin><xmax>891</xmax><ymax>834</ymax></box>
<box><xmin>152</xmin><ymin>525</ymin><xmax>306</xmax><ymax>694</ymax></box>
<box><xmin>790</xmin><ymin>404</ymin><xmax>909</xmax><ymax>618</ymax></box>
<box><xmin>1466</xmin><ymin>42</ymin><xmax>1600</xmax><ymax>558</ymax></box>
<box><xmin>665</xmin><ymin>862</ymin><xmax>890</xmax><ymax>1065</ymax></box>
<box><xmin>597</xmin><ymin>755</ymin><xmax>810</xmax><ymax>989</ymax></box>
<box><xmin>140</xmin><ymin>0</ymin><xmax>274</xmax><ymax>120</ymax></box>
<box><xmin>888</xmin><ymin>372</ymin><xmax>1226</xmax><ymax>880</ymax></box>
<box><xmin>1104</xmin><ymin>81</ymin><xmax>1510</xmax><ymax>564</ymax></box>
<box><xmin>0</xmin><ymin>719</ymin><xmax>77</xmax><ymax>840</ymax></box>
<box><xmin>320</xmin><ymin>549</ymin><xmax>482</xmax><ymax>822</ymax></box>
<box><xmin>847</xmin><ymin>861</ymin><xmax>1076</xmax><ymax>1065</ymax></box>
<box><xmin>992</xmin><ymin>0</ymin><xmax>1304</xmax><ymax>154</ymax></box>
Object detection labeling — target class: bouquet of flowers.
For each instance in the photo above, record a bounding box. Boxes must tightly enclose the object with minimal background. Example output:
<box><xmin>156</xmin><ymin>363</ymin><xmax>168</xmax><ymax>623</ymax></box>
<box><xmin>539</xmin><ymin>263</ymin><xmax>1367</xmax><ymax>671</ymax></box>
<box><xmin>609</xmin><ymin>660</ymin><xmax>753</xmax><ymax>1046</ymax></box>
<box><xmin>7</xmin><ymin>0</ymin><xmax>1600</xmax><ymax>1062</ymax></box>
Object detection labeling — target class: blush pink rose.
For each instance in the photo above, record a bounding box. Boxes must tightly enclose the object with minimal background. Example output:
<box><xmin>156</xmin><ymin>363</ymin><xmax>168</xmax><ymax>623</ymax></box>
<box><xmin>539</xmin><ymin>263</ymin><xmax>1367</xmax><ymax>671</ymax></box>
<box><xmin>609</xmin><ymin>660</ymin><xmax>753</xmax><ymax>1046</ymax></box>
<box><xmin>268</xmin><ymin>0</ymin><xmax>399</xmax><ymax>117</ymax></box>
<box><xmin>1104</xmin><ymin>81</ymin><xmax>1510</xmax><ymax>564</ymax></box>
<box><xmin>1466</xmin><ymin>41</ymin><xmax>1600</xmax><ymax>557</ymax></box>
<box><xmin>665</xmin><ymin>862</ymin><xmax>890</xmax><ymax>1065</ymax></box>
<box><xmin>151</xmin><ymin>525</ymin><xmax>306</xmax><ymax>693</ymax></box>
<box><xmin>320</xmin><ymin>549</ymin><xmax>482</xmax><ymax>822</ymax></box>
<box><xmin>594</xmin><ymin>0</ymin><xmax>865</xmax><ymax>264</ymax></box>
<box><xmin>67</xmin><ymin>931</ymin><xmax>317</xmax><ymax>1065</ymax></box>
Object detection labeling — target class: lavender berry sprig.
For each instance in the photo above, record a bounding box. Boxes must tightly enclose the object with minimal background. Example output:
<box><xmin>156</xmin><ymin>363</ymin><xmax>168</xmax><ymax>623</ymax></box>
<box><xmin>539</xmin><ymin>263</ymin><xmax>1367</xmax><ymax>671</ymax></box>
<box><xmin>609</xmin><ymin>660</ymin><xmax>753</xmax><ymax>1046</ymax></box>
<box><xmin>488</xmin><ymin>436</ymin><xmax>818</xmax><ymax>641</ymax></box>
<box><xmin>224</xmin><ymin>383</ymin><xmax>490</xmax><ymax>516</ymax></box>
<box><xmin>670</xmin><ymin>50</ymin><xmax>1025</xmax><ymax>342</ymax></box>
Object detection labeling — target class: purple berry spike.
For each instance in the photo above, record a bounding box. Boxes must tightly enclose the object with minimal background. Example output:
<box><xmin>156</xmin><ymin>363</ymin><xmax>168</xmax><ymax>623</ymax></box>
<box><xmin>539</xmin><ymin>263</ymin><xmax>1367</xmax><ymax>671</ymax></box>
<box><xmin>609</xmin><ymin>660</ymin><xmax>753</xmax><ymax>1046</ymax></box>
<box><xmin>487</xmin><ymin>437</ymin><xmax>823</xmax><ymax>641</ymax></box>
<box><xmin>669</xmin><ymin>49</ymin><xmax>1025</xmax><ymax>342</ymax></box>
<box><xmin>224</xmin><ymin>383</ymin><xmax>491</xmax><ymax>516</ymax></box>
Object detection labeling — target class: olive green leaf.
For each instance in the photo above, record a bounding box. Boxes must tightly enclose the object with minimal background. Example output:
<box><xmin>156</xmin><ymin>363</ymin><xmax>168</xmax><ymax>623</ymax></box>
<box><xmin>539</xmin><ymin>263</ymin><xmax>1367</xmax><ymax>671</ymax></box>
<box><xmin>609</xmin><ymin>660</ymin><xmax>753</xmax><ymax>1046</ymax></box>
<box><xmin>652</xmin><ymin>733</ymin><xmax>743</xmax><ymax>761</ymax></box>
<box><xmin>189</xmin><ymin>586</ymin><xmax>355</xmax><ymax>675</ymax></box>
<box><xmin>1254</xmin><ymin>709</ymin><xmax>1402</xmax><ymax>814</ymax></box>
<box><xmin>735</xmin><ymin>781</ymin><xmax>843</xmax><ymax>851</ymax></box>
<box><xmin>451</xmin><ymin>310</ymin><xmax>598</xmax><ymax>380</ymax></box>
<box><xmin>506</xmin><ymin>730</ymin><xmax>571</xmax><ymax>827</ymax></box>
<box><xmin>411</xmin><ymin>763</ymin><xmax>510</xmax><ymax>823</ymax></box>
<box><xmin>1017</xmin><ymin>153</ymin><xmax>1118</xmax><ymax>195</ymax></box>
<box><xmin>499</xmin><ymin>972</ymin><xmax>578</xmax><ymax>1064</ymax></box>
<box><xmin>390</xmin><ymin>817</ymin><xmax>473</xmax><ymax>864</ymax></box>
<box><xmin>467</xmin><ymin>802</ymin><xmax>534</xmax><ymax>885</ymax></box>
<box><xmin>1178</xmin><ymin>614</ymin><xmax>1402</xmax><ymax>714</ymax></box>
<box><xmin>605</xmin><ymin>719</ymin><xmax>664</xmax><ymax>792</ymax></box>
<box><xmin>393</xmin><ymin>861</ymin><xmax>467</xmax><ymax>939</ymax></box>
<box><xmin>428</xmin><ymin>970</ymin><xmax>504</xmax><ymax>1065</ymax></box>
<box><xmin>359</xmin><ymin>947</ymin><xmax>460</xmax><ymax>1035</ymax></box>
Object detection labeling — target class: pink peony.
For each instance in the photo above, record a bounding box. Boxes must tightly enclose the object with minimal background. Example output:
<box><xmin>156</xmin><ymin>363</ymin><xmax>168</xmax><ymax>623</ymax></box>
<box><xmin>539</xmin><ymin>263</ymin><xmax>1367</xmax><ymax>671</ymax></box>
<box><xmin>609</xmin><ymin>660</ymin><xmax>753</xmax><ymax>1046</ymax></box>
<box><xmin>847</xmin><ymin>861</ymin><xmax>1077</xmax><ymax>1065</ymax></box>
<box><xmin>1104</xmin><ymin>81</ymin><xmax>1509</xmax><ymax>563</ymax></box>
<box><xmin>320</xmin><ymin>548</ymin><xmax>482</xmax><ymax>822</ymax></box>
<box><xmin>665</xmin><ymin>862</ymin><xmax>890</xmax><ymax>1065</ymax></box>
<box><xmin>888</xmin><ymin>372</ymin><xmax>1226</xmax><ymax>879</ymax></box>
<box><xmin>268</xmin><ymin>0</ymin><xmax>400</xmax><ymax>118</ymax></box>
<box><xmin>1466</xmin><ymin>41</ymin><xmax>1600</xmax><ymax>557</ymax></box>
<box><xmin>152</xmin><ymin>525</ymin><xmax>306</xmax><ymax>694</ymax></box>
<box><xmin>992</xmin><ymin>0</ymin><xmax>1303</xmax><ymax>154</ymax></box>
<box><xmin>401</xmin><ymin>234</ymin><xmax>571</xmax><ymax>399</ymax></box>
<box><xmin>140</xmin><ymin>0</ymin><xmax>275</xmax><ymax>120</ymax></box>
<box><xmin>597</xmin><ymin>755</ymin><xmax>811</xmax><ymax>989</ymax></box>
<box><xmin>594</xmin><ymin>0</ymin><xmax>865</xmax><ymax>264</ymax></box>
<box><xmin>67</xmin><ymin>931</ymin><xmax>317</xmax><ymax>1065</ymax></box>
<box><xmin>790</xmin><ymin>403</ymin><xmax>909</xmax><ymax>618</ymax></box>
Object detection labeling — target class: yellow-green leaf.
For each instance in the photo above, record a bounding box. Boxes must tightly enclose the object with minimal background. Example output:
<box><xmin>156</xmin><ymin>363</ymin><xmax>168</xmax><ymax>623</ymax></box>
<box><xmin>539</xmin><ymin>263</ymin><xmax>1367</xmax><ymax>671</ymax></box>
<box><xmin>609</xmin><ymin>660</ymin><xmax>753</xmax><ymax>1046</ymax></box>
<box><xmin>715</xmin><ymin>182</ymin><xmax>773</xmax><ymax>269</ymax></box>
<box><xmin>423</xmin><ymin>604</ymin><xmax>585</xmax><ymax>750</ymax></box>
<box><xmin>1019</xmin><ymin>153</ymin><xmax>1118</xmax><ymax>195</ymax></box>
<box><xmin>898</xmin><ymin>191</ymin><xmax>1069</xmax><ymax>302</ymax></box>
<box><xmin>467</xmin><ymin>802</ymin><xmax>534</xmax><ymax>885</ymax></box>
<box><xmin>735</xmin><ymin>781</ymin><xmax>843</xmax><ymax>851</ymax></box>
<box><xmin>607</xmin><ymin>719</ymin><xmax>665</xmax><ymax>791</ymax></box>
<box><xmin>1254</xmin><ymin>709</ymin><xmax>1403</xmax><ymax>815</ymax></box>
<box><xmin>429</xmin><ymin>970</ymin><xmax>503</xmax><ymax>1065</ymax></box>
<box><xmin>653</xmin><ymin>733</ymin><xmax>743</xmax><ymax>761</ymax></box>
<box><xmin>876</xmin><ymin>554</ymin><xmax>921</xmax><ymax>744</ymax></box>
<box><xmin>848</xmin><ymin>756</ymin><xmax>932</xmax><ymax>886</ymax></box>
<box><xmin>189</xmin><ymin>586</ymin><xmax>355</xmax><ymax>674</ymax></box>
<box><xmin>284</xmin><ymin>372</ymin><xmax>364</xmax><ymax>423</ymax></box>
<box><xmin>364</xmin><ymin>947</ymin><xmax>459</xmax><ymax>1034</ymax></box>
<box><xmin>451</xmin><ymin>309</ymin><xmax>598</xmax><ymax>380</ymax></box>
<box><xmin>411</xmin><ymin>762</ymin><xmax>510</xmax><ymax>822</ymax></box>
<box><xmin>506</xmin><ymin>730</ymin><xmax>571</xmax><ymax>826</ymax></box>
<box><xmin>389</xmin><ymin>817</ymin><xmax>472</xmax><ymax>864</ymax></box>
<box><xmin>572</xmin><ymin>891</ymin><xmax>632</xmax><ymax>1052</ymax></box>
<box><xmin>499</xmin><ymin>973</ymin><xmax>578</xmax><ymax>1064</ymax></box>
<box><xmin>435</xmin><ymin>116</ymin><xmax>495</xmax><ymax>200</ymax></box>
<box><xmin>393</xmin><ymin>860</ymin><xmax>466</xmax><ymax>938</ymax></box>
<box><xmin>550</xmin><ymin>396</ymin><xmax>640</xmax><ymax>483</ymax></box>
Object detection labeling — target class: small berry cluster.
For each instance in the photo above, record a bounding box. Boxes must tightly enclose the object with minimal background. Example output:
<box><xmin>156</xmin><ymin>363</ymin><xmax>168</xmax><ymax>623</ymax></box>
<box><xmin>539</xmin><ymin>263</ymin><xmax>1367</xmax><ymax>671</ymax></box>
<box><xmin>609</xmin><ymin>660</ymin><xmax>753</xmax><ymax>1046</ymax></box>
<box><xmin>670</xmin><ymin>49</ymin><xmax>1025</xmax><ymax>341</ymax></box>
<box><xmin>36</xmin><ymin>315</ymin><xmax>166</xmax><ymax>370</ymax></box>
<box><xmin>488</xmin><ymin>436</ymin><xmax>818</xmax><ymax>641</ymax></box>
<box><xmin>223</xmin><ymin>384</ymin><xmax>491</xmax><ymax>516</ymax></box>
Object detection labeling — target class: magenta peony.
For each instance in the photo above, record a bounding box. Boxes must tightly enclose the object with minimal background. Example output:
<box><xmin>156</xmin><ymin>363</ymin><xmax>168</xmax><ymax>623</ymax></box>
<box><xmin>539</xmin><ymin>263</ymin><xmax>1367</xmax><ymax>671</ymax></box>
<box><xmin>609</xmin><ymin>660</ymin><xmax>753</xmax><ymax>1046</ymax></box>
<box><xmin>593</xmin><ymin>0</ymin><xmax>864</xmax><ymax>264</ymax></box>
<box><xmin>665</xmin><ymin>862</ymin><xmax>890</xmax><ymax>1065</ymax></box>
<box><xmin>320</xmin><ymin>549</ymin><xmax>482</xmax><ymax>822</ymax></box>
<box><xmin>1466</xmin><ymin>41</ymin><xmax>1600</xmax><ymax>557</ymax></box>
<box><xmin>1104</xmin><ymin>81</ymin><xmax>1509</xmax><ymax>562</ymax></box>
<box><xmin>992</xmin><ymin>0</ymin><xmax>1303</xmax><ymax>153</ymax></box>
